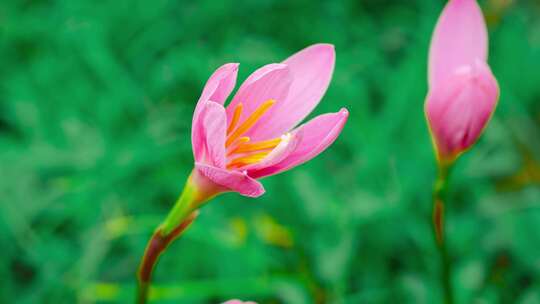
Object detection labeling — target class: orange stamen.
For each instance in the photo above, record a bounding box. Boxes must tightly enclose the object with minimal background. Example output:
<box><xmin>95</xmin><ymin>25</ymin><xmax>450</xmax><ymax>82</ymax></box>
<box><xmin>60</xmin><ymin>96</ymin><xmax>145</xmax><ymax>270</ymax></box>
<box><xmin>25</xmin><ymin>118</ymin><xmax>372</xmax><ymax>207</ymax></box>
<box><xmin>226</xmin><ymin>137</ymin><xmax>250</xmax><ymax>156</ymax></box>
<box><xmin>230</xmin><ymin>137</ymin><xmax>281</xmax><ymax>154</ymax></box>
<box><xmin>226</xmin><ymin>151</ymin><xmax>270</xmax><ymax>169</ymax></box>
<box><xmin>227</xmin><ymin>103</ymin><xmax>243</xmax><ymax>135</ymax></box>
<box><xmin>225</xmin><ymin>99</ymin><xmax>275</xmax><ymax>147</ymax></box>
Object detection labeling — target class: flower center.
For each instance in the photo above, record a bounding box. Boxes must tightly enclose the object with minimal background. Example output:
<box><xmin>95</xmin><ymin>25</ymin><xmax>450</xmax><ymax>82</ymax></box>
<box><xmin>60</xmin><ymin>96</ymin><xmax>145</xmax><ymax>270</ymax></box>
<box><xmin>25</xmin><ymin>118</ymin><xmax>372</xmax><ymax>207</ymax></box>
<box><xmin>225</xmin><ymin>99</ymin><xmax>282</xmax><ymax>170</ymax></box>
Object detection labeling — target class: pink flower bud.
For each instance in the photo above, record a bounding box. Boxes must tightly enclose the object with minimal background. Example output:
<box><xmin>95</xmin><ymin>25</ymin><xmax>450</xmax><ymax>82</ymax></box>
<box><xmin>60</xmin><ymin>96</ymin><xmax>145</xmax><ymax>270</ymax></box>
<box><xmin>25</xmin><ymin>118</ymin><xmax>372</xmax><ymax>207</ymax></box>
<box><xmin>426</xmin><ymin>60</ymin><xmax>499</xmax><ymax>162</ymax></box>
<box><xmin>425</xmin><ymin>0</ymin><xmax>499</xmax><ymax>163</ymax></box>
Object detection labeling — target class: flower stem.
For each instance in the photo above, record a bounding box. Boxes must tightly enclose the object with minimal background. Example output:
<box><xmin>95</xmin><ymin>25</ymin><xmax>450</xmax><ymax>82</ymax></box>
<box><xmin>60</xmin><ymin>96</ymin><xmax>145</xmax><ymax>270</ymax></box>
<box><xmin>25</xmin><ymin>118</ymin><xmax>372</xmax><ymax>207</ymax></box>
<box><xmin>136</xmin><ymin>211</ymin><xmax>198</xmax><ymax>304</ymax></box>
<box><xmin>432</xmin><ymin>163</ymin><xmax>454</xmax><ymax>304</ymax></box>
<box><xmin>136</xmin><ymin>174</ymin><xmax>204</xmax><ymax>304</ymax></box>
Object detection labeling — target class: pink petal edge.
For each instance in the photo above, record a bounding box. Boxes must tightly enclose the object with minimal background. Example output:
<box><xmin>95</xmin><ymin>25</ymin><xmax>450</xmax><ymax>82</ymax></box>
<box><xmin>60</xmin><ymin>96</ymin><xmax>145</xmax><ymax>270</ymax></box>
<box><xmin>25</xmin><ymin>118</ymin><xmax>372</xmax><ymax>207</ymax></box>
<box><xmin>195</xmin><ymin>163</ymin><xmax>265</xmax><ymax>198</ymax></box>
<box><xmin>225</xmin><ymin>63</ymin><xmax>292</xmax><ymax>141</ymax></box>
<box><xmin>242</xmin><ymin>131</ymin><xmax>303</xmax><ymax>171</ymax></box>
<box><xmin>193</xmin><ymin>63</ymin><xmax>239</xmax><ymax>123</ymax></box>
<box><xmin>249</xmin><ymin>108</ymin><xmax>349</xmax><ymax>178</ymax></box>
<box><xmin>192</xmin><ymin>101</ymin><xmax>228</xmax><ymax>167</ymax></box>
<box><xmin>429</xmin><ymin>0</ymin><xmax>488</xmax><ymax>89</ymax></box>
<box><xmin>248</xmin><ymin>44</ymin><xmax>336</xmax><ymax>140</ymax></box>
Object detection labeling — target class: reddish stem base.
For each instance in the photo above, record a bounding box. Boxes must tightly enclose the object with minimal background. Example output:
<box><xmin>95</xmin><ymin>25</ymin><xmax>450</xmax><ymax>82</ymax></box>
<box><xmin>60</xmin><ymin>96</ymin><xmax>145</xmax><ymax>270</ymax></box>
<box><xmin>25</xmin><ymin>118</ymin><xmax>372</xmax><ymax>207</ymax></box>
<box><xmin>136</xmin><ymin>212</ymin><xmax>198</xmax><ymax>304</ymax></box>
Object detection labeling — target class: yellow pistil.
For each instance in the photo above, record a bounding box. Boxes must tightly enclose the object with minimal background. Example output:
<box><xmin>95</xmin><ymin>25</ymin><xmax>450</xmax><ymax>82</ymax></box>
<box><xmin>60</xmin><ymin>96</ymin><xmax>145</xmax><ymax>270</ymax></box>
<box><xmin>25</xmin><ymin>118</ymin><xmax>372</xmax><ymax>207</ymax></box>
<box><xmin>225</xmin><ymin>99</ymin><xmax>276</xmax><ymax>147</ymax></box>
<box><xmin>227</xmin><ymin>103</ymin><xmax>244</xmax><ymax>135</ymax></box>
<box><xmin>230</xmin><ymin>137</ymin><xmax>281</xmax><ymax>154</ymax></box>
<box><xmin>227</xmin><ymin>151</ymin><xmax>271</xmax><ymax>169</ymax></box>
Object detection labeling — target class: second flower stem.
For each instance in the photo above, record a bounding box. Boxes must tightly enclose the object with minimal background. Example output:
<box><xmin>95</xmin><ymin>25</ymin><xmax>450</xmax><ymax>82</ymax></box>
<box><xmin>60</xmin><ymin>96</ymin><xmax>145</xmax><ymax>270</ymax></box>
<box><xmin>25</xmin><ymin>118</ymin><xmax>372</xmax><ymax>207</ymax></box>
<box><xmin>432</xmin><ymin>163</ymin><xmax>454</xmax><ymax>304</ymax></box>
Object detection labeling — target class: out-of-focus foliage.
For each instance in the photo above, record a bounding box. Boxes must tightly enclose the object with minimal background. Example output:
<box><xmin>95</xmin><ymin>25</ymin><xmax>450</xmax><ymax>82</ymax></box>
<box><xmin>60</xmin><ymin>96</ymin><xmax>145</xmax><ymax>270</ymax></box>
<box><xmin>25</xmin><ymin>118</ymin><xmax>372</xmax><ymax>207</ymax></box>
<box><xmin>1</xmin><ymin>0</ymin><xmax>539</xmax><ymax>303</ymax></box>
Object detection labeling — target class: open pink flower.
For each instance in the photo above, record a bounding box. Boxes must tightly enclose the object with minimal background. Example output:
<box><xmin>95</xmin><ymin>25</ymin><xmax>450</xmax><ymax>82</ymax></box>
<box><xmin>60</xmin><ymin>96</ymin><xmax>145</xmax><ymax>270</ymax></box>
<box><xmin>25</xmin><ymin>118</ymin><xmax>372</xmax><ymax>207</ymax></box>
<box><xmin>191</xmin><ymin>44</ymin><xmax>348</xmax><ymax>198</ymax></box>
<box><xmin>222</xmin><ymin>300</ymin><xmax>257</xmax><ymax>304</ymax></box>
<box><xmin>425</xmin><ymin>0</ymin><xmax>499</xmax><ymax>163</ymax></box>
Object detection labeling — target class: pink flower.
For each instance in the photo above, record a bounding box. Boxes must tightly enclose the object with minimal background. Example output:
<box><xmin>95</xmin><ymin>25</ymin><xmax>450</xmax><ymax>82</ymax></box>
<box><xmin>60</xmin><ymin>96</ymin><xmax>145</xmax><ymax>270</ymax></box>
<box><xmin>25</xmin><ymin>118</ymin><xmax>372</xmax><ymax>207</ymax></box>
<box><xmin>425</xmin><ymin>0</ymin><xmax>499</xmax><ymax>163</ymax></box>
<box><xmin>191</xmin><ymin>44</ymin><xmax>348</xmax><ymax>198</ymax></box>
<box><xmin>221</xmin><ymin>300</ymin><xmax>257</xmax><ymax>304</ymax></box>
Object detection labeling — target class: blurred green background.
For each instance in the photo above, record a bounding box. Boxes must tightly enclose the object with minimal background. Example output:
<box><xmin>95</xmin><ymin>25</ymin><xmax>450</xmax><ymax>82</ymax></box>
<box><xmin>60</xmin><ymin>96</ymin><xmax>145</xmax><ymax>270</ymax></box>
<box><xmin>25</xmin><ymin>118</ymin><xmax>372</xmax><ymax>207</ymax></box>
<box><xmin>1</xmin><ymin>0</ymin><xmax>540</xmax><ymax>303</ymax></box>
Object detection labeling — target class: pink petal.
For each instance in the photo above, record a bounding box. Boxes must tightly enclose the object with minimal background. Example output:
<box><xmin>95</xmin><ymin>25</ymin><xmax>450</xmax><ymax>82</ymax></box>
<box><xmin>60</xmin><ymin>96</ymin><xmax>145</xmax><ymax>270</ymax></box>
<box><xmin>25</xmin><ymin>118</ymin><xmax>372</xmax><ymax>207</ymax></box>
<box><xmin>242</xmin><ymin>132</ymin><xmax>302</xmax><ymax>171</ymax></box>
<box><xmin>225</xmin><ymin>64</ymin><xmax>292</xmax><ymax>141</ymax></box>
<box><xmin>248</xmin><ymin>108</ymin><xmax>349</xmax><ymax>179</ymax></box>
<box><xmin>195</xmin><ymin>163</ymin><xmax>265</xmax><ymax>198</ymax></box>
<box><xmin>192</xmin><ymin>64</ymin><xmax>237</xmax><ymax>165</ymax></box>
<box><xmin>429</xmin><ymin>0</ymin><xmax>488</xmax><ymax>89</ymax></box>
<box><xmin>425</xmin><ymin>60</ymin><xmax>499</xmax><ymax>159</ymax></box>
<box><xmin>192</xmin><ymin>101</ymin><xmax>227</xmax><ymax>167</ymax></box>
<box><xmin>198</xmin><ymin>63</ymin><xmax>239</xmax><ymax>105</ymax></box>
<box><xmin>222</xmin><ymin>301</ymin><xmax>257</xmax><ymax>304</ymax></box>
<box><xmin>193</xmin><ymin>63</ymin><xmax>239</xmax><ymax>122</ymax></box>
<box><xmin>247</xmin><ymin>44</ymin><xmax>336</xmax><ymax>140</ymax></box>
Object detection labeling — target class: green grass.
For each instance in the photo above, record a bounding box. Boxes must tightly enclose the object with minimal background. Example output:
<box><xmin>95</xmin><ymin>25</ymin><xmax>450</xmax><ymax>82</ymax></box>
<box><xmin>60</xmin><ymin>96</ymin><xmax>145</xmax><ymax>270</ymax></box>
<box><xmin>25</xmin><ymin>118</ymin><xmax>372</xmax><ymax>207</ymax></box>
<box><xmin>1</xmin><ymin>0</ymin><xmax>539</xmax><ymax>303</ymax></box>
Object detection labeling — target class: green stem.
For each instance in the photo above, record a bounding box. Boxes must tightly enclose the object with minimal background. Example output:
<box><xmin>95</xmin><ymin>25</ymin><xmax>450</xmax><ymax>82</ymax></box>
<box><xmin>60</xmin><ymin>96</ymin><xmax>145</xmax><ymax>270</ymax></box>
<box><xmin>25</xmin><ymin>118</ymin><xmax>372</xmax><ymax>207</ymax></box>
<box><xmin>432</xmin><ymin>163</ymin><xmax>454</xmax><ymax>304</ymax></box>
<box><xmin>160</xmin><ymin>177</ymin><xmax>200</xmax><ymax>235</ymax></box>
<box><xmin>137</xmin><ymin>281</ymin><xmax>149</xmax><ymax>304</ymax></box>
<box><xmin>136</xmin><ymin>212</ymin><xmax>198</xmax><ymax>304</ymax></box>
<box><xmin>136</xmin><ymin>175</ymin><xmax>203</xmax><ymax>304</ymax></box>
